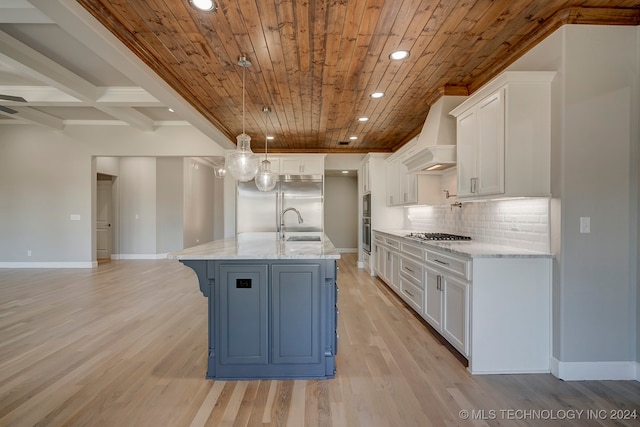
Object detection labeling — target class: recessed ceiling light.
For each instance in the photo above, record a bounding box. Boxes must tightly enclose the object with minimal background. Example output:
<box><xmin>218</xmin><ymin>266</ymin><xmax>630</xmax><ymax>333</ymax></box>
<box><xmin>267</xmin><ymin>136</ymin><xmax>274</xmax><ymax>140</ymax></box>
<box><xmin>341</xmin><ymin>171</ymin><xmax>349</xmax><ymax>174</ymax></box>
<box><xmin>168</xmin><ymin>108</ymin><xmax>174</xmax><ymax>112</ymax></box>
<box><xmin>389</xmin><ymin>50</ymin><xmax>410</xmax><ymax>61</ymax></box>
<box><xmin>370</xmin><ymin>92</ymin><xmax>385</xmax><ymax>99</ymax></box>
<box><xmin>358</xmin><ymin>117</ymin><xmax>369</xmax><ymax>122</ymax></box>
<box><xmin>188</xmin><ymin>0</ymin><xmax>218</xmax><ymax>12</ymax></box>
<box><xmin>349</xmin><ymin>136</ymin><xmax>358</xmax><ymax>140</ymax></box>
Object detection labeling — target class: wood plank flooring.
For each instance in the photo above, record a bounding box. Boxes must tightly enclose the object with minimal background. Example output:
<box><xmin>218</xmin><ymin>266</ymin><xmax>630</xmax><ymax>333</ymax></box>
<box><xmin>1</xmin><ymin>254</ymin><xmax>639</xmax><ymax>426</ymax></box>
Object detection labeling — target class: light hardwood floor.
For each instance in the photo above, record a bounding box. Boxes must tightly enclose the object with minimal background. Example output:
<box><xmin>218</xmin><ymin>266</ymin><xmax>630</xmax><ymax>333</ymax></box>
<box><xmin>1</xmin><ymin>254</ymin><xmax>639</xmax><ymax>426</ymax></box>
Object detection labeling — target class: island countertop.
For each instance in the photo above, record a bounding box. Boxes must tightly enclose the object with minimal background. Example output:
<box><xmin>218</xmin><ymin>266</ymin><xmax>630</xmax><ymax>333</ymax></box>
<box><xmin>168</xmin><ymin>232</ymin><xmax>341</xmax><ymax>260</ymax></box>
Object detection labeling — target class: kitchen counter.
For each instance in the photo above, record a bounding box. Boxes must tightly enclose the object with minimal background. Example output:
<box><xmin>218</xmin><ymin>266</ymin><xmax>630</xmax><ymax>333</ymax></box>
<box><xmin>168</xmin><ymin>232</ymin><xmax>340</xmax><ymax>260</ymax></box>
<box><xmin>375</xmin><ymin>229</ymin><xmax>552</xmax><ymax>258</ymax></box>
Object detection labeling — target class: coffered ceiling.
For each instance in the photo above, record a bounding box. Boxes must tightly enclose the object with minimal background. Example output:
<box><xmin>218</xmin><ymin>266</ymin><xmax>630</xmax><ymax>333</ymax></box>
<box><xmin>1</xmin><ymin>1</ymin><xmax>639</xmax><ymax>153</ymax></box>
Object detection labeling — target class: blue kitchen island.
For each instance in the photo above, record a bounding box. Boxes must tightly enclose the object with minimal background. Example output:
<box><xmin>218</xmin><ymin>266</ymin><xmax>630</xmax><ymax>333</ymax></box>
<box><xmin>169</xmin><ymin>232</ymin><xmax>340</xmax><ymax>380</ymax></box>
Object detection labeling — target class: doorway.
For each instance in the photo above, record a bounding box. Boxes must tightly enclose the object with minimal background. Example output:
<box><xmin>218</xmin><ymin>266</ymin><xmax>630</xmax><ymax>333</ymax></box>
<box><xmin>97</xmin><ymin>175</ymin><xmax>114</xmax><ymax>260</ymax></box>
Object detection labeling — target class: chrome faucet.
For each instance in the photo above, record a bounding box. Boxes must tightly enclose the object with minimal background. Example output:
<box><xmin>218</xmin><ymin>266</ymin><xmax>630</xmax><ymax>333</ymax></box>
<box><xmin>280</xmin><ymin>207</ymin><xmax>303</xmax><ymax>240</ymax></box>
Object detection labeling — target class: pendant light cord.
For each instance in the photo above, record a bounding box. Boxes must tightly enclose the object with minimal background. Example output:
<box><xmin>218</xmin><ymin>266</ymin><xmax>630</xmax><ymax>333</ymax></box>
<box><xmin>263</xmin><ymin>107</ymin><xmax>270</xmax><ymax>161</ymax></box>
<box><xmin>242</xmin><ymin>64</ymin><xmax>246</xmax><ymax>135</ymax></box>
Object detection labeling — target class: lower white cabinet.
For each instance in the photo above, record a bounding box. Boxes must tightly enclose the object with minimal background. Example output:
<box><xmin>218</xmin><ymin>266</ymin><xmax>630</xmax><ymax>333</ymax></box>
<box><xmin>424</xmin><ymin>265</ymin><xmax>470</xmax><ymax>356</ymax></box>
<box><xmin>373</xmin><ymin>230</ymin><xmax>552</xmax><ymax>375</ymax></box>
<box><xmin>373</xmin><ymin>234</ymin><xmax>400</xmax><ymax>292</ymax></box>
<box><xmin>441</xmin><ymin>274</ymin><xmax>469</xmax><ymax>356</ymax></box>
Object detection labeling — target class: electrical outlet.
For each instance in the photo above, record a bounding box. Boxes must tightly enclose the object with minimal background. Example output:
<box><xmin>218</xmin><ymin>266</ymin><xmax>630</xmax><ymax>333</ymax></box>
<box><xmin>27</xmin><ymin>249</ymin><xmax>32</xmax><ymax>257</ymax></box>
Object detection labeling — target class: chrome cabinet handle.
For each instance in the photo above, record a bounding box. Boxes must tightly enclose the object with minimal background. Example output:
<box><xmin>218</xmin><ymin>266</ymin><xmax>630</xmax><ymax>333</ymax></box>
<box><xmin>404</xmin><ymin>267</ymin><xmax>414</xmax><ymax>273</ymax></box>
<box><xmin>434</xmin><ymin>259</ymin><xmax>450</xmax><ymax>266</ymax></box>
<box><xmin>436</xmin><ymin>275</ymin><xmax>442</xmax><ymax>291</ymax></box>
<box><xmin>404</xmin><ymin>289</ymin><xmax>414</xmax><ymax>297</ymax></box>
<box><xmin>470</xmin><ymin>177</ymin><xmax>479</xmax><ymax>193</ymax></box>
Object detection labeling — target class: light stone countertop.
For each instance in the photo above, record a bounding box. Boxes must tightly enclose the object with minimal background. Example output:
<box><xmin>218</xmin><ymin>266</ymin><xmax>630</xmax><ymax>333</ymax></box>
<box><xmin>168</xmin><ymin>232</ymin><xmax>341</xmax><ymax>260</ymax></box>
<box><xmin>375</xmin><ymin>229</ymin><xmax>553</xmax><ymax>259</ymax></box>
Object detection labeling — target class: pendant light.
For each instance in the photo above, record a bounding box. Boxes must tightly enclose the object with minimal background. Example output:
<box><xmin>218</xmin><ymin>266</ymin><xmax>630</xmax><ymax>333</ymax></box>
<box><xmin>226</xmin><ymin>56</ymin><xmax>259</xmax><ymax>182</ymax></box>
<box><xmin>212</xmin><ymin>156</ymin><xmax>226</xmax><ymax>178</ymax></box>
<box><xmin>255</xmin><ymin>107</ymin><xmax>278</xmax><ymax>192</ymax></box>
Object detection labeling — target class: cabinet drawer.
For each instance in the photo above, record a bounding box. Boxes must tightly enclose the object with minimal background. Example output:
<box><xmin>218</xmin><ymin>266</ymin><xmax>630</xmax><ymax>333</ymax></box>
<box><xmin>400</xmin><ymin>276</ymin><xmax>424</xmax><ymax>312</ymax></box>
<box><xmin>401</xmin><ymin>241</ymin><xmax>423</xmax><ymax>260</ymax></box>
<box><xmin>374</xmin><ymin>233</ymin><xmax>384</xmax><ymax>243</ymax></box>
<box><xmin>385</xmin><ymin>237</ymin><xmax>400</xmax><ymax>249</ymax></box>
<box><xmin>399</xmin><ymin>256</ymin><xmax>423</xmax><ymax>285</ymax></box>
<box><xmin>425</xmin><ymin>250</ymin><xmax>471</xmax><ymax>280</ymax></box>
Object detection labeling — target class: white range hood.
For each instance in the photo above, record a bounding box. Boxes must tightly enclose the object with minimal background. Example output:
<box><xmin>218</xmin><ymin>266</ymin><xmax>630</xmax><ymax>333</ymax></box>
<box><xmin>403</xmin><ymin>95</ymin><xmax>466</xmax><ymax>173</ymax></box>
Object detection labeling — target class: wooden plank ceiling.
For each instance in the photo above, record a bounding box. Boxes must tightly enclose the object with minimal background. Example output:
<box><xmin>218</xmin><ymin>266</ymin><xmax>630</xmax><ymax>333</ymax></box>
<box><xmin>76</xmin><ymin>0</ymin><xmax>640</xmax><ymax>153</ymax></box>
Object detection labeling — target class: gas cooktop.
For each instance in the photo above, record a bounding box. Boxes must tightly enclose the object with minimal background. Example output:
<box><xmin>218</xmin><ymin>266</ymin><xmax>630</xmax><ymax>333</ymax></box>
<box><xmin>405</xmin><ymin>232</ymin><xmax>472</xmax><ymax>241</ymax></box>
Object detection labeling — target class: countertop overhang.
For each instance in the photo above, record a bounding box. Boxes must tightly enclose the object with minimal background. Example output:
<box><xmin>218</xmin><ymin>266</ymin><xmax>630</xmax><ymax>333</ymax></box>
<box><xmin>168</xmin><ymin>232</ymin><xmax>341</xmax><ymax>260</ymax></box>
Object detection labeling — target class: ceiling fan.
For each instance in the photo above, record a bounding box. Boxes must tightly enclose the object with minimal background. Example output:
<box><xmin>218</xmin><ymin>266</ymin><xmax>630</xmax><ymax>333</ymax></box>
<box><xmin>0</xmin><ymin>94</ymin><xmax>27</xmax><ymax>114</ymax></box>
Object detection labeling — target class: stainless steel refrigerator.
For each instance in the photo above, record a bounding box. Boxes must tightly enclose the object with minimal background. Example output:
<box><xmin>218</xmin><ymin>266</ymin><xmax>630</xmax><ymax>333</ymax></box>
<box><xmin>236</xmin><ymin>175</ymin><xmax>323</xmax><ymax>234</ymax></box>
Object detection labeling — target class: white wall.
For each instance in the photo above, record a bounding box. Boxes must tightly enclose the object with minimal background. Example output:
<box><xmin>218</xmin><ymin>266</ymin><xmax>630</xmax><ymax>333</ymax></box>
<box><xmin>324</xmin><ymin>176</ymin><xmax>358</xmax><ymax>251</ymax></box>
<box><xmin>183</xmin><ymin>158</ymin><xmax>216</xmax><ymax>247</ymax></box>
<box><xmin>118</xmin><ymin>158</ymin><xmax>157</xmax><ymax>256</ymax></box>
<box><xmin>508</xmin><ymin>25</ymin><xmax>639</xmax><ymax>376</ymax></box>
<box><xmin>0</xmin><ymin>123</ymin><xmax>227</xmax><ymax>265</ymax></box>
<box><xmin>0</xmin><ymin>126</ymin><xmax>93</xmax><ymax>266</ymax></box>
<box><xmin>156</xmin><ymin>157</ymin><xmax>184</xmax><ymax>254</ymax></box>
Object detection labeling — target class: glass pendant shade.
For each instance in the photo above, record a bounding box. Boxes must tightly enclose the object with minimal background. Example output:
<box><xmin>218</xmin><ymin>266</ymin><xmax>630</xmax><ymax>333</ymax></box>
<box><xmin>226</xmin><ymin>133</ymin><xmax>259</xmax><ymax>181</ymax></box>
<box><xmin>213</xmin><ymin>158</ymin><xmax>226</xmax><ymax>178</ymax></box>
<box><xmin>255</xmin><ymin>159</ymin><xmax>278</xmax><ymax>191</ymax></box>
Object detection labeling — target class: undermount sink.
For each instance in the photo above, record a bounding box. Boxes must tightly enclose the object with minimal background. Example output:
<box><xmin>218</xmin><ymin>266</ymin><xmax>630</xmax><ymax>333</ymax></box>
<box><xmin>287</xmin><ymin>236</ymin><xmax>321</xmax><ymax>242</ymax></box>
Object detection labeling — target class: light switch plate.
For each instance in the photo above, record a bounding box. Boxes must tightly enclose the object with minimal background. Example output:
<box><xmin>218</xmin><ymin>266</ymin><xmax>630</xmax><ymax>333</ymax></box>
<box><xmin>580</xmin><ymin>217</ymin><xmax>590</xmax><ymax>234</ymax></box>
<box><xmin>70</xmin><ymin>214</ymin><xmax>81</xmax><ymax>221</ymax></box>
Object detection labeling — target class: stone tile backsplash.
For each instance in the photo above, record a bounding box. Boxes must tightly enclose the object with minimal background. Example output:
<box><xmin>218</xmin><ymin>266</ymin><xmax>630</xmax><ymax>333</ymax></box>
<box><xmin>405</xmin><ymin>198</ymin><xmax>550</xmax><ymax>252</ymax></box>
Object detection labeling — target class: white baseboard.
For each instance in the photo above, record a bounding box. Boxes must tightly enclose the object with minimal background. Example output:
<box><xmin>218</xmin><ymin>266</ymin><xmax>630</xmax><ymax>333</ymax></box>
<box><xmin>551</xmin><ymin>357</ymin><xmax>639</xmax><ymax>381</ymax></box>
<box><xmin>0</xmin><ymin>261</ymin><xmax>97</xmax><ymax>268</ymax></box>
<box><xmin>336</xmin><ymin>248</ymin><xmax>358</xmax><ymax>254</ymax></box>
<box><xmin>111</xmin><ymin>253</ymin><xmax>168</xmax><ymax>260</ymax></box>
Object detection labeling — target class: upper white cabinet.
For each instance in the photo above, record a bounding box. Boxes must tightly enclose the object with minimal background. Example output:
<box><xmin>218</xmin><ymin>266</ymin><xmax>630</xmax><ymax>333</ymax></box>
<box><xmin>386</xmin><ymin>139</ymin><xmax>442</xmax><ymax>206</ymax></box>
<box><xmin>361</xmin><ymin>159</ymin><xmax>370</xmax><ymax>193</ymax></box>
<box><xmin>451</xmin><ymin>71</ymin><xmax>555</xmax><ymax>200</ymax></box>
<box><xmin>279</xmin><ymin>155</ymin><xmax>324</xmax><ymax>175</ymax></box>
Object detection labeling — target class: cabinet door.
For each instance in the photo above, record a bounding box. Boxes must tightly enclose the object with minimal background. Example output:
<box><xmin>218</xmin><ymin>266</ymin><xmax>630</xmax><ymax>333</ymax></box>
<box><xmin>374</xmin><ymin>243</ymin><xmax>385</xmax><ymax>277</ymax></box>
<box><xmin>386</xmin><ymin>161</ymin><xmax>400</xmax><ymax>205</ymax></box>
<box><xmin>423</xmin><ymin>267</ymin><xmax>442</xmax><ymax>329</ymax></box>
<box><xmin>271</xmin><ymin>264</ymin><xmax>321</xmax><ymax>364</ymax></box>
<box><xmin>442</xmin><ymin>275</ymin><xmax>469</xmax><ymax>356</ymax></box>
<box><xmin>301</xmin><ymin>157</ymin><xmax>324</xmax><ymax>174</ymax></box>
<box><xmin>456</xmin><ymin>109</ymin><xmax>477</xmax><ymax>197</ymax></box>
<box><xmin>280</xmin><ymin>157</ymin><xmax>324</xmax><ymax>175</ymax></box>
<box><xmin>280</xmin><ymin>158</ymin><xmax>302</xmax><ymax>174</ymax></box>
<box><xmin>388</xmin><ymin>251</ymin><xmax>400</xmax><ymax>291</ymax></box>
<box><xmin>476</xmin><ymin>90</ymin><xmax>505</xmax><ymax>196</ymax></box>
<box><xmin>362</xmin><ymin>161</ymin><xmax>370</xmax><ymax>193</ymax></box>
<box><xmin>404</xmin><ymin>171</ymin><xmax>418</xmax><ymax>204</ymax></box>
<box><xmin>218</xmin><ymin>264</ymin><xmax>269</xmax><ymax>365</ymax></box>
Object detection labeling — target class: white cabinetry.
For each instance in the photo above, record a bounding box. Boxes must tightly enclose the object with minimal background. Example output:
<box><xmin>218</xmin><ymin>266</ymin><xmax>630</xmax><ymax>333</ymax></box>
<box><xmin>279</xmin><ymin>155</ymin><xmax>324</xmax><ymax>175</ymax></box>
<box><xmin>451</xmin><ymin>71</ymin><xmax>555</xmax><ymax>200</ymax></box>
<box><xmin>373</xmin><ymin>233</ymin><xmax>400</xmax><ymax>291</ymax></box>
<box><xmin>373</xmin><ymin>230</ymin><xmax>552</xmax><ymax>374</ymax></box>
<box><xmin>424</xmin><ymin>249</ymin><xmax>471</xmax><ymax>356</ymax></box>
<box><xmin>386</xmin><ymin>139</ymin><xmax>443</xmax><ymax>206</ymax></box>
<box><xmin>361</xmin><ymin>160</ymin><xmax>370</xmax><ymax>193</ymax></box>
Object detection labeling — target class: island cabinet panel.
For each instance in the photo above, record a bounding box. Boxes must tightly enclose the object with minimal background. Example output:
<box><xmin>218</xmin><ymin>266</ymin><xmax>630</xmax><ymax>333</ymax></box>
<box><xmin>218</xmin><ymin>264</ymin><xmax>268</xmax><ymax>365</ymax></box>
<box><xmin>181</xmin><ymin>258</ymin><xmax>337</xmax><ymax>380</ymax></box>
<box><xmin>271</xmin><ymin>265</ymin><xmax>321</xmax><ymax>364</ymax></box>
